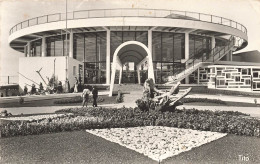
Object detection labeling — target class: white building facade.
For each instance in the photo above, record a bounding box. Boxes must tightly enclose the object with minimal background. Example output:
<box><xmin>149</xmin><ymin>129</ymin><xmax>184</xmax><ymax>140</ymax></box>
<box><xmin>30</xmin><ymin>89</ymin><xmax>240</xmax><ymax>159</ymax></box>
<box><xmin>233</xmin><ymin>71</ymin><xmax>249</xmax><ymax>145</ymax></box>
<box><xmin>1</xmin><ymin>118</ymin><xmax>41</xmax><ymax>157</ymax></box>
<box><xmin>9</xmin><ymin>8</ymin><xmax>258</xmax><ymax>93</ymax></box>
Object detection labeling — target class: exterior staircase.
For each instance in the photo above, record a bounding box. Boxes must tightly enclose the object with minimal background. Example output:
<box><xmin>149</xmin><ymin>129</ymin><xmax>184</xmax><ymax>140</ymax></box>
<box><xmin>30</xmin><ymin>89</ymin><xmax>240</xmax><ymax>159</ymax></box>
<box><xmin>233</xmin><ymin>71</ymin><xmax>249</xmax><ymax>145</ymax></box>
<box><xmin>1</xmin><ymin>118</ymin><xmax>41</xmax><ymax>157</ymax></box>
<box><xmin>166</xmin><ymin>37</ymin><xmax>235</xmax><ymax>84</ymax></box>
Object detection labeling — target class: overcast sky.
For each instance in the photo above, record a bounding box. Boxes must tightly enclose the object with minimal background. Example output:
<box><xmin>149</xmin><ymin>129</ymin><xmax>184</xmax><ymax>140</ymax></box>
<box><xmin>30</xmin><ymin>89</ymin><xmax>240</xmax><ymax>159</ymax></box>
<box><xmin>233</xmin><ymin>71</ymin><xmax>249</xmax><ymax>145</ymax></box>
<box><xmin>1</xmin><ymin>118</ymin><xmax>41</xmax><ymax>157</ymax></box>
<box><xmin>1</xmin><ymin>0</ymin><xmax>260</xmax><ymax>79</ymax></box>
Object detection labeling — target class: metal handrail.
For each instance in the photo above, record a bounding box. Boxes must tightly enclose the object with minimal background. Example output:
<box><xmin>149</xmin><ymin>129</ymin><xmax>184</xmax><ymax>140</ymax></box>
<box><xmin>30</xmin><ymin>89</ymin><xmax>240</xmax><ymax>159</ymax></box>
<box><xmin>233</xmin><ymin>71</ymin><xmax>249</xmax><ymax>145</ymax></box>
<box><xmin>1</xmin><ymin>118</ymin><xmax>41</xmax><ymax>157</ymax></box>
<box><xmin>9</xmin><ymin>8</ymin><xmax>247</xmax><ymax>35</ymax></box>
<box><xmin>170</xmin><ymin>36</ymin><xmax>235</xmax><ymax>80</ymax></box>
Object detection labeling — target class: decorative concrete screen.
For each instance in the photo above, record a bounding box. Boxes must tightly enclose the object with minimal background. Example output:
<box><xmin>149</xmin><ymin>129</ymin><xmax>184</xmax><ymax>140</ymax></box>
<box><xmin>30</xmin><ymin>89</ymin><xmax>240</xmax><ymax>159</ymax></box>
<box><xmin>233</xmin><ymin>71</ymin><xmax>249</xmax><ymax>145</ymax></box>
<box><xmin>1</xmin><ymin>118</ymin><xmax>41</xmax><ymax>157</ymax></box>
<box><xmin>207</xmin><ymin>65</ymin><xmax>260</xmax><ymax>91</ymax></box>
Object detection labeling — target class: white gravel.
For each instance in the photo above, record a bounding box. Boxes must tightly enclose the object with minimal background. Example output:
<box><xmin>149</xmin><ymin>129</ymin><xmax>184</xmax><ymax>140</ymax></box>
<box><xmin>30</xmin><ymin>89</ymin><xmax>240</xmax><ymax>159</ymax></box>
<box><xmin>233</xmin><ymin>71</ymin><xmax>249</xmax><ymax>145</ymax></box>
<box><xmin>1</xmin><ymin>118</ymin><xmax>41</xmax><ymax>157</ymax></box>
<box><xmin>86</xmin><ymin>126</ymin><xmax>227</xmax><ymax>162</ymax></box>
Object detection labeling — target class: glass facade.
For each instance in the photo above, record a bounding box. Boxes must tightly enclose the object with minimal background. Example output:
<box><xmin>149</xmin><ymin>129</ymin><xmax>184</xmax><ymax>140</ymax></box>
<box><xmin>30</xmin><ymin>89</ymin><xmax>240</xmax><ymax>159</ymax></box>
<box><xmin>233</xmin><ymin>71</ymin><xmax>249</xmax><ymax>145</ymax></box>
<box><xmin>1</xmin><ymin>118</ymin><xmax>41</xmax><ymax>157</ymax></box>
<box><xmin>152</xmin><ymin>32</ymin><xmax>185</xmax><ymax>83</ymax></box>
<box><xmin>110</xmin><ymin>31</ymin><xmax>148</xmax><ymax>60</ymax></box>
<box><xmin>189</xmin><ymin>34</ymin><xmax>211</xmax><ymax>59</ymax></box>
<box><xmin>31</xmin><ymin>39</ymin><xmax>42</xmax><ymax>57</ymax></box>
<box><xmin>46</xmin><ymin>35</ymin><xmax>69</xmax><ymax>56</ymax></box>
<box><xmin>73</xmin><ymin>32</ymin><xmax>107</xmax><ymax>84</ymax></box>
<box><xmin>28</xmin><ymin>29</ymin><xmax>228</xmax><ymax>84</ymax></box>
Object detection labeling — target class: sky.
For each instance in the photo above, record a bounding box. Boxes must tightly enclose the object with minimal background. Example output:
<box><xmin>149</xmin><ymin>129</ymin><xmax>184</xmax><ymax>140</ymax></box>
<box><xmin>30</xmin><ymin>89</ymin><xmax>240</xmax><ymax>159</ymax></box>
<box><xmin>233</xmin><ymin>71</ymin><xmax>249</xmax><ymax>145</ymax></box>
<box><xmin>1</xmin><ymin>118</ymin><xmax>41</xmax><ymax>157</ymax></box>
<box><xmin>0</xmin><ymin>0</ymin><xmax>260</xmax><ymax>80</ymax></box>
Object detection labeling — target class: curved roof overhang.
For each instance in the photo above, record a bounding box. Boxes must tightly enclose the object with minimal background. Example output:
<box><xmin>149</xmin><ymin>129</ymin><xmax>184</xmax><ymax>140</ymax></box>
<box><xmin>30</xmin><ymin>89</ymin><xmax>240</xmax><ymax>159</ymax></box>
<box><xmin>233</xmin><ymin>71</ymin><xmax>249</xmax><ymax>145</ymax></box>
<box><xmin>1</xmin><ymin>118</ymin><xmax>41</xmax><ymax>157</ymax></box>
<box><xmin>9</xmin><ymin>17</ymin><xmax>248</xmax><ymax>53</ymax></box>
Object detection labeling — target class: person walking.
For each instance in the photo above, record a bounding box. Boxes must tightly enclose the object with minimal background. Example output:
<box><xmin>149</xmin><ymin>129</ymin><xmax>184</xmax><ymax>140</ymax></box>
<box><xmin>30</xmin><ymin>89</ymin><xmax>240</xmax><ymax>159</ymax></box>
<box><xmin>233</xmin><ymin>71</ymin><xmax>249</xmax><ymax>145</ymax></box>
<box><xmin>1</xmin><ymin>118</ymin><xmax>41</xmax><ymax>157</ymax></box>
<box><xmin>74</xmin><ymin>77</ymin><xmax>78</xmax><ymax>93</ymax></box>
<box><xmin>92</xmin><ymin>86</ymin><xmax>98</xmax><ymax>107</ymax></box>
<box><xmin>82</xmin><ymin>85</ymin><xmax>91</xmax><ymax>107</ymax></box>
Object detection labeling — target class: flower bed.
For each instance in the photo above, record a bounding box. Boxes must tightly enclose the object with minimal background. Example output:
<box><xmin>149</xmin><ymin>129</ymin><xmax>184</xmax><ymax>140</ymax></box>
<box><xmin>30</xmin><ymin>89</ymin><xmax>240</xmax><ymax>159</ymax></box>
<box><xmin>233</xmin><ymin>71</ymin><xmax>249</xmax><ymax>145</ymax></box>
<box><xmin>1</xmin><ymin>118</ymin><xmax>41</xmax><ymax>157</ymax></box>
<box><xmin>0</xmin><ymin>107</ymin><xmax>259</xmax><ymax>138</ymax></box>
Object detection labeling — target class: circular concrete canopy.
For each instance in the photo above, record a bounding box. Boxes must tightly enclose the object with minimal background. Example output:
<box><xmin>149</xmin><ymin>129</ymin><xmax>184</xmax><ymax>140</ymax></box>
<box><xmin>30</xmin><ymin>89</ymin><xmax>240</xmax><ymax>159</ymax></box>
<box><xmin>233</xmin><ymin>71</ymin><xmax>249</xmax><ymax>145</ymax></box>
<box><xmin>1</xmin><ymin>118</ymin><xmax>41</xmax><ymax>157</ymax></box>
<box><xmin>118</xmin><ymin>44</ymin><xmax>147</xmax><ymax>64</ymax></box>
<box><xmin>8</xmin><ymin>9</ymin><xmax>248</xmax><ymax>53</ymax></box>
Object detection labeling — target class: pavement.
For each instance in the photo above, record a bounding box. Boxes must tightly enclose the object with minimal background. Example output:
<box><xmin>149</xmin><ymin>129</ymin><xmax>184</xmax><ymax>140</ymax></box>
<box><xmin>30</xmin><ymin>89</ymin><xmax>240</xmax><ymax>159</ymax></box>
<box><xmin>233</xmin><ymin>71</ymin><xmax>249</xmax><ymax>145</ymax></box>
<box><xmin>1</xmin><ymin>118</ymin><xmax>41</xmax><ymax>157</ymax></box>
<box><xmin>177</xmin><ymin>105</ymin><xmax>260</xmax><ymax>118</ymax></box>
<box><xmin>186</xmin><ymin>94</ymin><xmax>259</xmax><ymax>104</ymax></box>
<box><xmin>1</xmin><ymin>92</ymin><xmax>260</xmax><ymax>118</ymax></box>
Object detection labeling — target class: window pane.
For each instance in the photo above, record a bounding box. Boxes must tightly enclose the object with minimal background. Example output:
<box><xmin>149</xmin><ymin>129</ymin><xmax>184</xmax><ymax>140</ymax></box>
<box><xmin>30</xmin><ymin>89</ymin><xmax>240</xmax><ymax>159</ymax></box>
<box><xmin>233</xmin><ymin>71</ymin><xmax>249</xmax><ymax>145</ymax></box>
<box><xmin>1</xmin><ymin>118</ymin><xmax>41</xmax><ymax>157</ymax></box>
<box><xmin>162</xmin><ymin>33</ymin><xmax>173</xmax><ymax>62</ymax></box>
<box><xmin>85</xmin><ymin>33</ymin><xmax>96</xmax><ymax>62</ymax></box>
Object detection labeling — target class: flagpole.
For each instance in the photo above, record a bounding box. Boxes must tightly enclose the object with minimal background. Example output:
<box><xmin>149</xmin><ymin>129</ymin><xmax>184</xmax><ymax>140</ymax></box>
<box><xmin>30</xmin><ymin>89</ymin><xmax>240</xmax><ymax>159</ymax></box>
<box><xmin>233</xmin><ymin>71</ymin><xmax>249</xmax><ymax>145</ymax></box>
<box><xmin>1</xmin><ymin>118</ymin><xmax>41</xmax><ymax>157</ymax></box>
<box><xmin>65</xmin><ymin>0</ymin><xmax>69</xmax><ymax>92</ymax></box>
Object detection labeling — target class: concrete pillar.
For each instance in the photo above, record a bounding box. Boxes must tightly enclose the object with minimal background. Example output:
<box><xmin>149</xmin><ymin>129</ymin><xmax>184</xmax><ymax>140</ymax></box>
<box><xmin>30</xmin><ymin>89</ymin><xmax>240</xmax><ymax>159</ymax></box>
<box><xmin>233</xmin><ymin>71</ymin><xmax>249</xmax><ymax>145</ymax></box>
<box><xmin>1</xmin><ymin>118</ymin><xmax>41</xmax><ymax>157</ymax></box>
<box><xmin>24</xmin><ymin>46</ymin><xmax>27</xmax><ymax>57</ymax></box>
<box><xmin>119</xmin><ymin>67</ymin><xmax>122</xmax><ymax>84</ymax></box>
<box><xmin>69</xmin><ymin>32</ymin><xmax>73</xmax><ymax>58</ymax></box>
<box><xmin>148</xmin><ymin>30</ymin><xmax>155</xmax><ymax>82</ymax></box>
<box><xmin>106</xmin><ymin>30</ymin><xmax>111</xmax><ymax>84</ymax></box>
<box><xmin>185</xmin><ymin>33</ymin><xmax>189</xmax><ymax>84</ymax></box>
<box><xmin>27</xmin><ymin>42</ymin><xmax>31</xmax><ymax>57</ymax></box>
<box><xmin>137</xmin><ymin>65</ymin><xmax>141</xmax><ymax>84</ymax></box>
<box><xmin>148</xmin><ymin>30</ymin><xmax>152</xmax><ymax>53</ymax></box>
<box><xmin>197</xmin><ymin>68</ymin><xmax>200</xmax><ymax>84</ymax></box>
<box><xmin>211</xmin><ymin>36</ymin><xmax>216</xmax><ymax>49</ymax></box>
<box><xmin>41</xmin><ymin>36</ymin><xmax>46</xmax><ymax>57</ymax></box>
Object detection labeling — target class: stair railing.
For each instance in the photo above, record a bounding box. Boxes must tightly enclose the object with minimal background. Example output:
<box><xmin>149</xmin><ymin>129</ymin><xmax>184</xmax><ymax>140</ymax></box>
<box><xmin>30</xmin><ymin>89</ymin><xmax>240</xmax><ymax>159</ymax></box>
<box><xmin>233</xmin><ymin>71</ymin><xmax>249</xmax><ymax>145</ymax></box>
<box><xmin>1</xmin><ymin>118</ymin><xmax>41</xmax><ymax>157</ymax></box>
<box><xmin>169</xmin><ymin>36</ymin><xmax>235</xmax><ymax>82</ymax></box>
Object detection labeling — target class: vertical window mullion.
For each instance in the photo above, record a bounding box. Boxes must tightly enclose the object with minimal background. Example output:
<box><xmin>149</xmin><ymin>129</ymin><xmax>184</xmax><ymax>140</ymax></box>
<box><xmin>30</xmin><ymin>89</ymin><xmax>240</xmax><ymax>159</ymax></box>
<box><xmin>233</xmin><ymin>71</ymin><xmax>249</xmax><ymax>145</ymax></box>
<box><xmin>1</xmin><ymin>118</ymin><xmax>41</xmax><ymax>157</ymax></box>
<box><xmin>160</xmin><ymin>32</ymin><xmax>163</xmax><ymax>83</ymax></box>
<box><xmin>173</xmin><ymin>33</ymin><xmax>174</xmax><ymax>75</ymax></box>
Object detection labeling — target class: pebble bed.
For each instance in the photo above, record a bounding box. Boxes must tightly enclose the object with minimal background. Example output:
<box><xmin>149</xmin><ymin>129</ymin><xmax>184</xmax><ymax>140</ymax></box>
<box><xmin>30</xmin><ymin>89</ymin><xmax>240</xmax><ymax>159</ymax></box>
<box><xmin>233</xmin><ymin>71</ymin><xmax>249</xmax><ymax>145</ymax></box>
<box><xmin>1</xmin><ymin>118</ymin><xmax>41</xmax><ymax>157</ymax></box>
<box><xmin>86</xmin><ymin>126</ymin><xmax>227</xmax><ymax>162</ymax></box>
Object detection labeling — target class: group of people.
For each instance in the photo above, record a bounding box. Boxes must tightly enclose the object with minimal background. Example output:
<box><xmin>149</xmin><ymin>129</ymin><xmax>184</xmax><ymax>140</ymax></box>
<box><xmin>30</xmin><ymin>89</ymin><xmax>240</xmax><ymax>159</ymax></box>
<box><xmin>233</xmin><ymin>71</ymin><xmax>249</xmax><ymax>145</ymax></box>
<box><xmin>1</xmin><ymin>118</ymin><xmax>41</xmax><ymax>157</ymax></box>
<box><xmin>23</xmin><ymin>81</ymin><xmax>63</xmax><ymax>95</ymax></box>
<box><xmin>82</xmin><ymin>85</ymin><xmax>98</xmax><ymax>107</ymax></box>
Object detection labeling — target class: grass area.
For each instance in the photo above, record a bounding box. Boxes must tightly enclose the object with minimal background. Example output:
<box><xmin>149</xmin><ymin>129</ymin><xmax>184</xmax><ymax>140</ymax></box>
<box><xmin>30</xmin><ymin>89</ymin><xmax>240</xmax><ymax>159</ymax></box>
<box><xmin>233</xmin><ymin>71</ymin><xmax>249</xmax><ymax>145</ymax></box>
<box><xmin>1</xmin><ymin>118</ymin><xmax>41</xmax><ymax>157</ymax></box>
<box><xmin>0</xmin><ymin>95</ymin><xmax>117</xmax><ymax>108</ymax></box>
<box><xmin>0</xmin><ymin>130</ymin><xmax>259</xmax><ymax>163</ymax></box>
<box><xmin>0</xmin><ymin>130</ymin><xmax>155</xmax><ymax>164</ymax></box>
<box><xmin>163</xmin><ymin>134</ymin><xmax>260</xmax><ymax>164</ymax></box>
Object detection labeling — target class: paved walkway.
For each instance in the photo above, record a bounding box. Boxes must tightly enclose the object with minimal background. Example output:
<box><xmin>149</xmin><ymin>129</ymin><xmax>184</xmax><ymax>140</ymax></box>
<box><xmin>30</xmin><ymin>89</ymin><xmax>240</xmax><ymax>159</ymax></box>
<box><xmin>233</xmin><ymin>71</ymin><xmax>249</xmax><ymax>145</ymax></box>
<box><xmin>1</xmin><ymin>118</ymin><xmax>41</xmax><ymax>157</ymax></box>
<box><xmin>186</xmin><ymin>94</ymin><xmax>258</xmax><ymax>104</ymax></box>
<box><xmin>177</xmin><ymin>105</ymin><xmax>260</xmax><ymax>118</ymax></box>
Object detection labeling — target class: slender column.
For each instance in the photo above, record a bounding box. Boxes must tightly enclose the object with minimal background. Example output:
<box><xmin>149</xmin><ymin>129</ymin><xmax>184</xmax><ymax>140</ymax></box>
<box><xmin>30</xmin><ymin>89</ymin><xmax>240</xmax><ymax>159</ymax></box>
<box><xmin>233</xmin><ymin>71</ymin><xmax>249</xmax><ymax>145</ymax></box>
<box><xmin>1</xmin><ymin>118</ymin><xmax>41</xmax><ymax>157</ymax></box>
<box><xmin>41</xmin><ymin>36</ymin><xmax>46</xmax><ymax>57</ymax></box>
<box><xmin>148</xmin><ymin>30</ymin><xmax>155</xmax><ymax>82</ymax></box>
<box><xmin>197</xmin><ymin>68</ymin><xmax>200</xmax><ymax>84</ymax></box>
<box><xmin>211</xmin><ymin>36</ymin><xmax>216</xmax><ymax>49</ymax></box>
<box><xmin>24</xmin><ymin>46</ymin><xmax>27</xmax><ymax>57</ymax></box>
<box><xmin>69</xmin><ymin>31</ymin><xmax>73</xmax><ymax>58</ymax></box>
<box><xmin>137</xmin><ymin>65</ymin><xmax>141</xmax><ymax>84</ymax></box>
<box><xmin>106</xmin><ymin>30</ymin><xmax>111</xmax><ymax>84</ymax></box>
<box><xmin>185</xmin><ymin>33</ymin><xmax>189</xmax><ymax>84</ymax></box>
<box><xmin>27</xmin><ymin>42</ymin><xmax>31</xmax><ymax>57</ymax></box>
<box><xmin>119</xmin><ymin>67</ymin><xmax>122</xmax><ymax>84</ymax></box>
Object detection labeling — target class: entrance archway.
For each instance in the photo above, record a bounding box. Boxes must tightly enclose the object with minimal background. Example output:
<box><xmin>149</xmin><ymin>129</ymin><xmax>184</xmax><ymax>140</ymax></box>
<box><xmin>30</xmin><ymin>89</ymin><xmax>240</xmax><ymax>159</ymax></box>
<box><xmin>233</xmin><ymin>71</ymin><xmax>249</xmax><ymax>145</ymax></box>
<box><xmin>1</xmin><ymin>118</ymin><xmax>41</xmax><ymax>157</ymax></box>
<box><xmin>109</xmin><ymin>41</ymin><xmax>154</xmax><ymax>96</ymax></box>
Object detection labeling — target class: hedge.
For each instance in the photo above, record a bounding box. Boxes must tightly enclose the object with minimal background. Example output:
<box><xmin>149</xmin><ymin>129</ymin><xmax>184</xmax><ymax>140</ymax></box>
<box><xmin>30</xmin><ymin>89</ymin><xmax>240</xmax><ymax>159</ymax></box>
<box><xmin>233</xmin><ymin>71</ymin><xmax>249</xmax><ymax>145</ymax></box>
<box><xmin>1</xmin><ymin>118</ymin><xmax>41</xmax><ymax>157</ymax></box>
<box><xmin>1</xmin><ymin>107</ymin><xmax>259</xmax><ymax>138</ymax></box>
<box><xmin>53</xmin><ymin>96</ymin><xmax>104</xmax><ymax>104</ymax></box>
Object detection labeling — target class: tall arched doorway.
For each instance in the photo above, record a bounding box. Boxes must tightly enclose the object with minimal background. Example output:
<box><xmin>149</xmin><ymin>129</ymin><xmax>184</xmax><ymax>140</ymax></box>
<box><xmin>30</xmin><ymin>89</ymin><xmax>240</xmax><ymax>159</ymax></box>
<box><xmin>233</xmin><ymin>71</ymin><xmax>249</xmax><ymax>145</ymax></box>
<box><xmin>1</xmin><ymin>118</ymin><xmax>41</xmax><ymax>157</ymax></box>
<box><xmin>109</xmin><ymin>41</ymin><xmax>154</xmax><ymax>96</ymax></box>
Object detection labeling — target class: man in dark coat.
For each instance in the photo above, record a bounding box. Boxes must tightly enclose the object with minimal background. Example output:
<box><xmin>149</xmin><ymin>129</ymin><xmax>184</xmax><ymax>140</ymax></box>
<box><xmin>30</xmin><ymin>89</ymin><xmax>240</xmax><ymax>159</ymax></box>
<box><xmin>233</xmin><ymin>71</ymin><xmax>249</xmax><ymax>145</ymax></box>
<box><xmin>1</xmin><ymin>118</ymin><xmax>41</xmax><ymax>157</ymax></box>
<box><xmin>92</xmin><ymin>86</ymin><xmax>98</xmax><ymax>107</ymax></box>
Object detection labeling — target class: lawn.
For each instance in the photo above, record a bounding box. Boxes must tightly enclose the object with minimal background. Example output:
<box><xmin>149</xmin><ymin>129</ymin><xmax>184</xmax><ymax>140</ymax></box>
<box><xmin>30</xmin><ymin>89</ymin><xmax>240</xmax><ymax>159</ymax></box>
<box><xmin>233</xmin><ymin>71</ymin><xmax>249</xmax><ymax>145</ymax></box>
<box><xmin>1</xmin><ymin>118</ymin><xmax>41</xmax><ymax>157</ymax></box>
<box><xmin>0</xmin><ymin>130</ymin><xmax>259</xmax><ymax>163</ymax></box>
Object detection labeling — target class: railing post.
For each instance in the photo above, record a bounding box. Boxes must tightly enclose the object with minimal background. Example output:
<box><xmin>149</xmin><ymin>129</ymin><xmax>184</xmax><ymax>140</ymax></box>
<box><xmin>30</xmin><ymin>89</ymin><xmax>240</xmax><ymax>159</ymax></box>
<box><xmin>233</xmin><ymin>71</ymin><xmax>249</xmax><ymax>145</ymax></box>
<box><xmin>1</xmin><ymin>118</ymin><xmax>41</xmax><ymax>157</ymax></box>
<box><xmin>36</xmin><ymin>17</ymin><xmax>38</xmax><ymax>24</ymax></box>
<box><xmin>28</xmin><ymin>20</ymin><xmax>29</xmax><ymax>27</ymax></box>
<box><xmin>8</xmin><ymin>76</ymin><xmax>9</xmax><ymax>84</ymax></box>
<box><xmin>211</xmin><ymin>15</ymin><xmax>212</xmax><ymax>22</ymax></box>
<box><xmin>47</xmin><ymin>15</ymin><xmax>48</xmax><ymax>22</ymax></box>
<box><xmin>59</xmin><ymin>13</ymin><xmax>61</xmax><ymax>20</ymax></box>
<box><xmin>198</xmin><ymin>13</ymin><xmax>200</xmax><ymax>20</ymax></box>
<box><xmin>221</xmin><ymin>17</ymin><xmax>222</xmax><ymax>24</ymax></box>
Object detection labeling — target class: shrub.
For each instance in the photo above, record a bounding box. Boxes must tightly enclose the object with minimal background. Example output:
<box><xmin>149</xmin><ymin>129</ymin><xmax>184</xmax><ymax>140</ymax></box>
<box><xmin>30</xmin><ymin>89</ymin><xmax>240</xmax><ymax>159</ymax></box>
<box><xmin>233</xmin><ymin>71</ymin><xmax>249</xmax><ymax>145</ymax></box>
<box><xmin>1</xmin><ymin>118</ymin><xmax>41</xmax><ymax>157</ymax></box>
<box><xmin>116</xmin><ymin>90</ymin><xmax>124</xmax><ymax>103</ymax></box>
<box><xmin>1</xmin><ymin>107</ymin><xmax>259</xmax><ymax>138</ymax></box>
<box><xmin>54</xmin><ymin>96</ymin><xmax>104</xmax><ymax>104</ymax></box>
<box><xmin>19</xmin><ymin>97</ymin><xmax>24</xmax><ymax>104</ymax></box>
